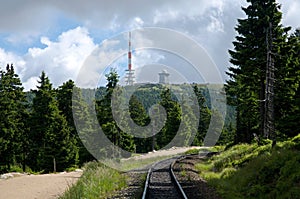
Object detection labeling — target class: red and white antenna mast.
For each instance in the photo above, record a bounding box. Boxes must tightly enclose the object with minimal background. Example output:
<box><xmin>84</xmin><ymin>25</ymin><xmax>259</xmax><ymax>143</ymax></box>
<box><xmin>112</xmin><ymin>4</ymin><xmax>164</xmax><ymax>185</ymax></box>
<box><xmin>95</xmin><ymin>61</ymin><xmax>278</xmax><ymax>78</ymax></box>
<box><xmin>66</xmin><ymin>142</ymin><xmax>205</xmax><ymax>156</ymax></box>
<box><xmin>128</xmin><ymin>31</ymin><xmax>132</xmax><ymax>70</ymax></box>
<box><xmin>125</xmin><ymin>31</ymin><xmax>135</xmax><ymax>85</ymax></box>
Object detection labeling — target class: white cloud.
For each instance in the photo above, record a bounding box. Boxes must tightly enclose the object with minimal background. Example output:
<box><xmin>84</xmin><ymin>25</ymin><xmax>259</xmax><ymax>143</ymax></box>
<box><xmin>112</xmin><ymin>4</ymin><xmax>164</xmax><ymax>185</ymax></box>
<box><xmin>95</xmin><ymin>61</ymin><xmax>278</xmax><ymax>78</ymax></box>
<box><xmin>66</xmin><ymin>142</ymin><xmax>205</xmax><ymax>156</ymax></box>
<box><xmin>133</xmin><ymin>50</ymin><xmax>164</xmax><ymax>67</ymax></box>
<box><xmin>1</xmin><ymin>0</ymin><xmax>299</xmax><ymax>88</ymax></box>
<box><xmin>0</xmin><ymin>48</ymin><xmax>19</xmax><ymax>65</ymax></box>
<box><xmin>278</xmin><ymin>0</ymin><xmax>300</xmax><ymax>29</ymax></box>
<box><xmin>0</xmin><ymin>0</ymin><xmax>237</xmax><ymax>33</ymax></box>
<box><xmin>2</xmin><ymin>27</ymin><xmax>98</xmax><ymax>91</ymax></box>
<box><xmin>207</xmin><ymin>15</ymin><xmax>224</xmax><ymax>33</ymax></box>
<box><xmin>0</xmin><ymin>48</ymin><xmax>24</xmax><ymax>73</ymax></box>
<box><xmin>25</xmin><ymin>27</ymin><xmax>96</xmax><ymax>88</ymax></box>
<box><xmin>23</xmin><ymin>76</ymin><xmax>39</xmax><ymax>91</ymax></box>
<box><xmin>129</xmin><ymin>17</ymin><xmax>145</xmax><ymax>29</ymax></box>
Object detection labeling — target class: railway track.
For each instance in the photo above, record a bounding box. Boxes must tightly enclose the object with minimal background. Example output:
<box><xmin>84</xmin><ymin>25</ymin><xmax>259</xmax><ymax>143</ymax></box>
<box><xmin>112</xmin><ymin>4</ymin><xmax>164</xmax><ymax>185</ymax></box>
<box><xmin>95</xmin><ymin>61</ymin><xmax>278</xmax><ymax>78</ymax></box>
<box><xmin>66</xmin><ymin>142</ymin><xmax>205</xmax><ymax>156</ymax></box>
<box><xmin>142</xmin><ymin>157</ymin><xmax>188</xmax><ymax>199</ymax></box>
<box><xmin>110</xmin><ymin>151</ymin><xmax>219</xmax><ymax>198</ymax></box>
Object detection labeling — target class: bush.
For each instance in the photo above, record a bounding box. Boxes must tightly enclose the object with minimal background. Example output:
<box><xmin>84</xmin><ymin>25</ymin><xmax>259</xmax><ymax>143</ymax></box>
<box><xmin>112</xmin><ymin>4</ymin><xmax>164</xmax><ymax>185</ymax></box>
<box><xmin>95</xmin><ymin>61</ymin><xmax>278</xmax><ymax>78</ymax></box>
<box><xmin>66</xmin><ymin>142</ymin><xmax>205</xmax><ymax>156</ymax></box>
<box><xmin>9</xmin><ymin>165</ymin><xmax>23</xmax><ymax>173</ymax></box>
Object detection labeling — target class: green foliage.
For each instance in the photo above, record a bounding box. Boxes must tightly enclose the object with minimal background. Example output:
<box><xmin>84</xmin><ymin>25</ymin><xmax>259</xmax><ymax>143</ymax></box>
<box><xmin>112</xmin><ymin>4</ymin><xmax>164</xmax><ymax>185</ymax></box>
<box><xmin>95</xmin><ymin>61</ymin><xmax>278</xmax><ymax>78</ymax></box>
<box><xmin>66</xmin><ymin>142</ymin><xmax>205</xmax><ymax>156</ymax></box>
<box><xmin>196</xmin><ymin>134</ymin><xmax>300</xmax><ymax>198</ymax></box>
<box><xmin>28</xmin><ymin>72</ymin><xmax>77</xmax><ymax>172</ymax></box>
<box><xmin>129</xmin><ymin>94</ymin><xmax>152</xmax><ymax>153</ymax></box>
<box><xmin>210</xmin><ymin>143</ymin><xmax>272</xmax><ymax>172</ymax></box>
<box><xmin>192</xmin><ymin>84</ymin><xmax>212</xmax><ymax>145</ymax></box>
<box><xmin>8</xmin><ymin>164</ymin><xmax>24</xmax><ymax>173</ymax></box>
<box><xmin>95</xmin><ymin>79</ymin><xmax>234</xmax><ymax>153</ymax></box>
<box><xmin>274</xmin><ymin>30</ymin><xmax>300</xmax><ymax>138</ymax></box>
<box><xmin>0</xmin><ymin>66</ymin><xmax>234</xmax><ymax>174</ymax></box>
<box><xmin>71</xmin><ymin>86</ymin><xmax>97</xmax><ymax>165</ymax></box>
<box><xmin>96</xmin><ymin>68</ymin><xmax>136</xmax><ymax>156</ymax></box>
<box><xmin>0</xmin><ymin>64</ymin><xmax>28</xmax><ymax>173</ymax></box>
<box><xmin>184</xmin><ymin>148</ymin><xmax>201</xmax><ymax>155</ymax></box>
<box><xmin>226</xmin><ymin>0</ymin><xmax>297</xmax><ymax>143</ymax></box>
<box><xmin>59</xmin><ymin>161</ymin><xmax>126</xmax><ymax>199</ymax></box>
<box><xmin>57</xmin><ymin>80</ymin><xmax>95</xmax><ymax>166</ymax></box>
<box><xmin>156</xmin><ymin>88</ymin><xmax>181</xmax><ymax>148</ymax></box>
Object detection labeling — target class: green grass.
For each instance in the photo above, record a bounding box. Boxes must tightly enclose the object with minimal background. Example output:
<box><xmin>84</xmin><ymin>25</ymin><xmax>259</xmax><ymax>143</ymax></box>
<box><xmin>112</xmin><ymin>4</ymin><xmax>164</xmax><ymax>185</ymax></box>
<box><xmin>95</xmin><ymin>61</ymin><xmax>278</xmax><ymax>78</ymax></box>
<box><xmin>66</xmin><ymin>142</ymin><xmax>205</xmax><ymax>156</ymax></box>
<box><xmin>8</xmin><ymin>165</ymin><xmax>24</xmax><ymax>173</ymax></box>
<box><xmin>59</xmin><ymin>161</ymin><xmax>127</xmax><ymax>199</ymax></box>
<box><xmin>196</xmin><ymin>135</ymin><xmax>300</xmax><ymax>199</ymax></box>
<box><xmin>184</xmin><ymin>146</ymin><xmax>225</xmax><ymax>155</ymax></box>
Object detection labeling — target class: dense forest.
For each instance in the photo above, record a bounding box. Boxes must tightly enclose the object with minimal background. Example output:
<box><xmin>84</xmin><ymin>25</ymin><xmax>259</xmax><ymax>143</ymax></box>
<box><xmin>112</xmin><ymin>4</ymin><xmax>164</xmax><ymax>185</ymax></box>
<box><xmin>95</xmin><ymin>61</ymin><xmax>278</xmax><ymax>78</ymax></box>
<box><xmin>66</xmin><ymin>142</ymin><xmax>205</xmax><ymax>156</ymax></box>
<box><xmin>1</xmin><ymin>0</ymin><xmax>300</xmax><ymax>176</ymax></box>
<box><xmin>0</xmin><ymin>65</ymin><xmax>234</xmax><ymax>173</ymax></box>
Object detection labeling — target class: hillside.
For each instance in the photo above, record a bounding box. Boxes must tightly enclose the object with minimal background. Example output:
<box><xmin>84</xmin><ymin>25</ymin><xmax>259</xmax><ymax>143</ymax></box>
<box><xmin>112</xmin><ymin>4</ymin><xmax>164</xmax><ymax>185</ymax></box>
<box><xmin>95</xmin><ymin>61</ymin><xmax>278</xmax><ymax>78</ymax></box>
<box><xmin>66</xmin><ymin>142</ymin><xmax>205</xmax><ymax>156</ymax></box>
<box><xmin>195</xmin><ymin>134</ymin><xmax>300</xmax><ymax>198</ymax></box>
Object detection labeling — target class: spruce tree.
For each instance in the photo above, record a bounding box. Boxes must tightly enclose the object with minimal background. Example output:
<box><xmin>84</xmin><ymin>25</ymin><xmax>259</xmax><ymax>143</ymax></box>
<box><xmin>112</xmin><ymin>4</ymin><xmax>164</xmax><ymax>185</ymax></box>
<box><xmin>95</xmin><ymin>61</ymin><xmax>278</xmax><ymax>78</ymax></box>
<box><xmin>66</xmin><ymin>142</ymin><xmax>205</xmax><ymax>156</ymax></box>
<box><xmin>157</xmin><ymin>88</ymin><xmax>181</xmax><ymax>148</ymax></box>
<box><xmin>29</xmin><ymin>72</ymin><xmax>76</xmax><ymax>172</ymax></box>
<box><xmin>226</xmin><ymin>0</ymin><xmax>288</xmax><ymax>143</ymax></box>
<box><xmin>274</xmin><ymin>29</ymin><xmax>300</xmax><ymax>137</ymax></box>
<box><xmin>58</xmin><ymin>80</ymin><xmax>95</xmax><ymax>165</ymax></box>
<box><xmin>0</xmin><ymin>64</ymin><xmax>28</xmax><ymax>172</ymax></box>
<box><xmin>71</xmin><ymin>86</ymin><xmax>96</xmax><ymax>164</ymax></box>
<box><xmin>43</xmin><ymin>98</ymin><xmax>77</xmax><ymax>172</ymax></box>
<box><xmin>57</xmin><ymin>80</ymin><xmax>76</xmax><ymax>136</ymax></box>
<box><xmin>192</xmin><ymin>84</ymin><xmax>212</xmax><ymax>145</ymax></box>
<box><xmin>129</xmin><ymin>95</ymin><xmax>151</xmax><ymax>153</ymax></box>
<box><xmin>96</xmin><ymin>68</ymin><xmax>135</xmax><ymax>156</ymax></box>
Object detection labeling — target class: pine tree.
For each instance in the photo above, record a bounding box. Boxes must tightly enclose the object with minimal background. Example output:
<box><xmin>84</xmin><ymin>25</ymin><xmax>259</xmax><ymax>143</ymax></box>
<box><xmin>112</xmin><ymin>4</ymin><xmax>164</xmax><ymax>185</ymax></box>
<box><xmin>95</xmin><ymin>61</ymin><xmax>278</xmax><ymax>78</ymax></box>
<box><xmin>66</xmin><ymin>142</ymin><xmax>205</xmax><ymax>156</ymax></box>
<box><xmin>57</xmin><ymin>80</ymin><xmax>82</xmax><ymax>165</ymax></box>
<box><xmin>29</xmin><ymin>72</ymin><xmax>76</xmax><ymax>172</ymax></box>
<box><xmin>43</xmin><ymin>98</ymin><xmax>77</xmax><ymax>172</ymax></box>
<box><xmin>157</xmin><ymin>88</ymin><xmax>181</xmax><ymax>149</ymax></box>
<box><xmin>226</xmin><ymin>0</ymin><xmax>288</xmax><ymax>143</ymax></box>
<box><xmin>0</xmin><ymin>64</ymin><xmax>28</xmax><ymax>172</ymax></box>
<box><xmin>71</xmin><ymin>86</ymin><xmax>96</xmax><ymax>164</ymax></box>
<box><xmin>274</xmin><ymin>29</ymin><xmax>300</xmax><ymax>137</ymax></box>
<box><xmin>129</xmin><ymin>95</ymin><xmax>151</xmax><ymax>153</ymax></box>
<box><xmin>57</xmin><ymin>80</ymin><xmax>76</xmax><ymax>136</ymax></box>
<box><xmin>28</xmin><ymin>72</ymin><xmax>52</xmax><ymax>170</ymax></box>
<box><xmin>96</xmin><ymin>68</ymin><xmax>135</xmax><ymax>157</ymax></box>
<box><xmin>57</xmin><ymin>81</ymin><xmax>96</xmax><ymax>165</ymax></box>
<box><xmin>192</xmin><ymin>84</ymin><xmax>212</xmax><ymax>145</ymax></box>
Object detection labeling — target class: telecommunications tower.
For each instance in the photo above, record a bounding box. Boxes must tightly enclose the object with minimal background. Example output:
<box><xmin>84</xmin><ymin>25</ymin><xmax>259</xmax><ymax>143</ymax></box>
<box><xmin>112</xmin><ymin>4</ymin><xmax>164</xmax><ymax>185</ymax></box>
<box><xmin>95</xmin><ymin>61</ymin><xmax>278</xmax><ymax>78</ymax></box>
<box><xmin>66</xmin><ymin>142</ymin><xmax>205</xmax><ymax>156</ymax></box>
<box><xmin>125</xmin><ymin>32</ymin><xmax>135</xmax><ymax>85</ymax></box>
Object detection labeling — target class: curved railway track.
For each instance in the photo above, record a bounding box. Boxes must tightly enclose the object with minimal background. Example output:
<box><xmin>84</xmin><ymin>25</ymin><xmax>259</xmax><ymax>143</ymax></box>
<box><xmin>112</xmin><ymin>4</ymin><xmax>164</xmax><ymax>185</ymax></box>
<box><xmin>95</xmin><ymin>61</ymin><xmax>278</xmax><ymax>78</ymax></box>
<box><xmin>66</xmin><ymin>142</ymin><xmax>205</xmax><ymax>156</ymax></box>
<box><xmin>142</xmin><ymin>157</ymin><xmax>188</xmax><ymax>199</ymax></box>
<box><xmin>110</xmin><ymin>151</ymin><xmax>219</xmax><ymax>198</ymax></box>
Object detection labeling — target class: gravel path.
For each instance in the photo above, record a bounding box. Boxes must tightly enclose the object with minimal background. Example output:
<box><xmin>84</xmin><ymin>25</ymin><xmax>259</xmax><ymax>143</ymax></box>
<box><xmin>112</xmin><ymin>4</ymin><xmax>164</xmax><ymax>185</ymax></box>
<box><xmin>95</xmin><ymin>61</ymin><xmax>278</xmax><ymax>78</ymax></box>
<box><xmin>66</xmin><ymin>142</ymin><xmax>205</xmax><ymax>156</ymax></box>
<box><xmin>0</xmin><ymin>171</ymin><xmax>82</xmax><ymax>199</ymax></box>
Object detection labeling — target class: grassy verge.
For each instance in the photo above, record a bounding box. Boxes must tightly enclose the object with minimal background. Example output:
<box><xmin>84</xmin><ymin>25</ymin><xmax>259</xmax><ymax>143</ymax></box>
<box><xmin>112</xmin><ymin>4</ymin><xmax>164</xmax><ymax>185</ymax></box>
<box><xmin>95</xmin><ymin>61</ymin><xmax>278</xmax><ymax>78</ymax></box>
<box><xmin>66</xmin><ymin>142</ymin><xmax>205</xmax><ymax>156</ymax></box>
<box><xmin>59</xmin><ymin>161</ymin><xmax>127</xmax><ymax>199</ymax></box>
<box><xmin>195</xmin><ymin>134</ymin><xmax>300</xmax><ymax>198</ymax></box>
<box><xmin>60</xmin><ymin>154</ymin><xmax>178</xmax><ymax>198</ymax></box>
<box><xmin>184</xmin><ymin>146</ymin><xmax>225</xmax><ymax>155</ymax></box>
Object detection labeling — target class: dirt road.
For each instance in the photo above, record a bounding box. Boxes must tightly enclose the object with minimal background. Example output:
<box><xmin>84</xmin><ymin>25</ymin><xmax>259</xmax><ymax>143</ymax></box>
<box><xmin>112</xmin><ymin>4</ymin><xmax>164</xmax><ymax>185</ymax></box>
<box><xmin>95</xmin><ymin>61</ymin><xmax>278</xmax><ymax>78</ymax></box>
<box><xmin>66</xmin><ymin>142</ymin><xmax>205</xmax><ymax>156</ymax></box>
<box><xmin>0</xmin><ymin>171</ymin><xmax>82</xmax><ymax>199</ymax></box>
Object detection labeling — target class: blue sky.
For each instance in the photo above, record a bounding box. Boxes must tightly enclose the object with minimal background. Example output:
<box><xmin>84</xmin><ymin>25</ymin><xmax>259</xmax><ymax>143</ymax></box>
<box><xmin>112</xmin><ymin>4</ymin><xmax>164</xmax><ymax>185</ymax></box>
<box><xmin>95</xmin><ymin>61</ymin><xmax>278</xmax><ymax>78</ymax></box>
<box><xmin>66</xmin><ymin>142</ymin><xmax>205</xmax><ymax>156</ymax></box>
<box><xmin>0</xmin><ymin>0</ymin><xmax>299</xmax><ymax>90</ymax></box>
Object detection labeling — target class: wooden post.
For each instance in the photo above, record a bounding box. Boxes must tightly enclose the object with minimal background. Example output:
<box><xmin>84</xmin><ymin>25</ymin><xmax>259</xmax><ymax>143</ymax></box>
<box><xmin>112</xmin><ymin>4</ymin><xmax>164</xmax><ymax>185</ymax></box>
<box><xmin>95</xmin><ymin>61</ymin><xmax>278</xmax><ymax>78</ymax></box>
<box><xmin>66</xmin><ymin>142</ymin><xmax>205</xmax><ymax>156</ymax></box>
<box><xmin>264</xmin><ymin>22</ymin><xmax>275</xmax><ymax>141</ymax></box>
<box><xmin>53</xmin><ymin>157</ymin><xmax>56</xmax><ymax>173</ymax></box>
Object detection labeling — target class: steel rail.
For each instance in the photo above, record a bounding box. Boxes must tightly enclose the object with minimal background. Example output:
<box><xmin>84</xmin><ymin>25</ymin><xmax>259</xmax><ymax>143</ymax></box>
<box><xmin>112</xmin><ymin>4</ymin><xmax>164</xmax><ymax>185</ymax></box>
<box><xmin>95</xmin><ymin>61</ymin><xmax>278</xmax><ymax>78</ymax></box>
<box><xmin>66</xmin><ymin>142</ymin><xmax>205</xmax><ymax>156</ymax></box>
<box><xmin>141</xmin><ymin>156</ymin><xmax>188</xmax><ymax>199</ymax></box>
<box><xmin>170</xmin><ymin>158</ymin><xmax>188</xmax><ymax>199</ymax></box>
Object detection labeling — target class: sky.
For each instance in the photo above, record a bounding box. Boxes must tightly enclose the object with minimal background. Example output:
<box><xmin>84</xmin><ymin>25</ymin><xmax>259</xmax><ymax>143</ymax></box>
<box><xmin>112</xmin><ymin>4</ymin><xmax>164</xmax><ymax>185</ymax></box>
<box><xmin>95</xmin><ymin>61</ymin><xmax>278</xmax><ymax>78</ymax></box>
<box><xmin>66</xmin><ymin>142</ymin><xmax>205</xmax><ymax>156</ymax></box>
<box><xmin>0</xmin><ymin>0</ymin><xmax>299</xmax><ymax>90</ymax></box>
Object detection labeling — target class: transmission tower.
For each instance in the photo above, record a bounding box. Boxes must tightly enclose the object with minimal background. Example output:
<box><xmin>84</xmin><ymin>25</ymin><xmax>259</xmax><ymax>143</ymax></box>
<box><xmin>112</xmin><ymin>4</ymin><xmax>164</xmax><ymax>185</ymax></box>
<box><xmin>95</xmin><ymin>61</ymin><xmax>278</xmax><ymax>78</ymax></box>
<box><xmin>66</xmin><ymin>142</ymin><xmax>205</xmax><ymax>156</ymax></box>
<box><xmin>125</xmin><ymin>32</ymin><xmax>135</xmax><ymax>85</ymax></box>
<box><xmin>264</xmin><ymin>22</ymin><xmax>275</xmax><ymax>140</ymax></box>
